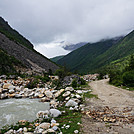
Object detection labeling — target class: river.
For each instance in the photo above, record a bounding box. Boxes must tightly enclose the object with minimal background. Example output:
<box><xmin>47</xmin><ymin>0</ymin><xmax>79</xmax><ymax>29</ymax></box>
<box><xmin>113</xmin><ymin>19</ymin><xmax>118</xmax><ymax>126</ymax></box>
<box><xmin>0</xmin><ymin>99</ymin><xmax>50</xmax><ymax>128</ymax></box>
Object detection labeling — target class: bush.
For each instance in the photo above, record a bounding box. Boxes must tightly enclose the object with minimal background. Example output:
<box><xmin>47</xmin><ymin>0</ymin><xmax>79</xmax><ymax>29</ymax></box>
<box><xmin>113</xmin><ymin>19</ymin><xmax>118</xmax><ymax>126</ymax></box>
<box><xmin>123</xmin><ymin>71</ymin><xmax>134</xmax><ymax>87</ymax></box>
<box><xmin>25</xmin><ymin>75</ymin><xmax>50</xmax><ymax>89</ymax></box>
<box><xmin>54</xmin><ymin>67</ymin><xmax>72</xmax><ymax>80</ymax></box>
<box><xmin>80</xmin><ymin>78</ymin><xmax>86</xmax><ymax>85</ymax></box>
<box><xmin>72</xmin><ymin>79</ymin><xmax>77</xmax><ymax>88</ymax></box>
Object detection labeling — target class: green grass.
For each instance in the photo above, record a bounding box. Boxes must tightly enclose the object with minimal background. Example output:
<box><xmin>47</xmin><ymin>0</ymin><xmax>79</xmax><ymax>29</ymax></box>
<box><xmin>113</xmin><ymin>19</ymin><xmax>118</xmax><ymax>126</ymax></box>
<box><xmin>122</xmin><ymin>86</ymin><xmax>134</xmax><ymax>91</ymax></box>
<box><xmin>83</xmin><ymin>92</ymin><xmax>98</xmax><ymax>99</ymax></box>
<box><xmin>57</xmin><ymin>107</ymin><xmax>82</xmax><ymax>134</ymax></box>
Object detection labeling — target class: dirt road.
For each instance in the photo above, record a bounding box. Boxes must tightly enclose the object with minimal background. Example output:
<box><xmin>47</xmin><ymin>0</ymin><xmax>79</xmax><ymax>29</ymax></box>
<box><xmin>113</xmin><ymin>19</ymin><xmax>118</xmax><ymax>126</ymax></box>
<box><xmin>82</xmin><ymin>79</ymin><xmax>134</xmax><ymax>134</ymax></box>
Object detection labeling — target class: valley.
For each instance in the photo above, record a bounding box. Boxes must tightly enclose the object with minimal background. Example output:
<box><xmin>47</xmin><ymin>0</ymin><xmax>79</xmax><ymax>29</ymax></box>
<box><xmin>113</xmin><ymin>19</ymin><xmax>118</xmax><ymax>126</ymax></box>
<box><xmin>0</xmin><ymin>15</ymin><xmax>134</xmax><ymax>134</ymax></box>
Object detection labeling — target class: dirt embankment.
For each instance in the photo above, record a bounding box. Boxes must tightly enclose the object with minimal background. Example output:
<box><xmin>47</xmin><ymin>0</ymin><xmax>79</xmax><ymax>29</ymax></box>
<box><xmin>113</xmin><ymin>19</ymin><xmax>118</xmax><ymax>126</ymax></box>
<box><xmin>82</xmin><ymin>79</ymin><xmax>134</xmax><ymax>134</ymax></box>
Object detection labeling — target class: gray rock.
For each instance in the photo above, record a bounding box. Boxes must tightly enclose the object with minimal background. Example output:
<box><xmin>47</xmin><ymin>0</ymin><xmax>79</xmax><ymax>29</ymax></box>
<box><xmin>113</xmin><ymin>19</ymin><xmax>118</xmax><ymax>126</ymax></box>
<box><xmin>3</xmin><ymin>83</ymin><xmax>12</xmax><ymax>89</ymax></box>
<box><xmin>0</xmin><ymin>75</ymin><xmax>7</xmax><ymax>79</ymax></box>
<box><xmin>36</xmin><ymin>110</ymin><xmax>50</xmax><ymax>118</ymax></box>
<box><xmin>76</xmin><ymin>90</ymin><xmax>83</xmax><ymax>94</ymax></box>
<box><xmin>52</xmin><ymin>125</ymin><xmax>58</xmax><ymax>131</ymax></box>
<box><xmin>72</xmin><ymin>98</ymin><xmax>81</xmax><ymax>103</ymax></box>
<box><xmin>69</xmin><ymin>107</ymin><xmax>74</xmax><ymax>110</ymax></box>
<box><xmin>65</xmin><ymin>87</ymin><xmax>74</xmax><ymax>91</ymax></box>
<box><xmin>65</xmin><ymin>96</ymin><xmax>70</xmax><ymax>101</ymax></box>
<box><xmin>5</xmin><ymin>129</ymin><xmax>14</xmax><ymax>134</ymax></box>
<box><xmin>19</xmin><ymin>91</ymin><xmax>24</xmax><ymax>95</ymax></box>
<box><xmin>29</xmin><ymin>92</ymin><xmax>34</xmax><ymax>96</ymax></box>
<box><xmin>15</xmin><ymin>94</ymin><xmax>22</xmax><ymax>98</ymax></box>
<box><xmin>75</xmin><ymin>94</ymin><xmax>81</xmax><ymax>99</ymax></box>
<box><xmin>9</xmin><ymin>89</ymin><xmax>15</xmax><ymax>94</ymax></box>
<box><xmin>62</xmin><ymin>91</ymin><xmax>71</xmax><ymax>97</ymax></box>
<box><xmin>17</xmin><ymin>128</ymin><xmax>23</xmax><ymax>133</ymax></box>
<box><xmin>2</xmin><ymin>88</ymin><xmax>8</xmax><ymax>92</ymax></box>
<box><xmin>65</xmin><ymin>99</ymin><xmax>78</xmax><ymax>107</ymax></box>
<box><xmin>74</xmin><ymin>130</ymin><xmax>79</xmax><ymax>133</ymax></box>
<box><xmin>23</xmin><ymin>127</ymin><xmax>28</xmax><ymax>132</ymax></box>
<box><xmin>46</xmin><ymin>129</ymin><xmax>55</xmax><ymax>133</ymax></box>
<box><xmin>45</xmin><ymin>90</ymin><xmax>53</xmax><ymax>98</ymax></box>
<box><xmin>8</xmin><ymin>85</ymin><xmax>15</xmax><ymax>90</ymax></box>
<box><xmin>51</xmin><ymin>119</ymin><xmax>56</xmax><ymax>123</ymax></box>
<box><xmin>0</xmin><ymin>93</ymin><xmax>7</xmax><ymax>99</ymax></box>
<box><xmin>50</xmin><ymin>109</ymin><xmax>61</xmax><ymax>117</ymax></box>
<box><xmin>38</xmin><ymin>122</ymin><xmax>50</xmax><ymax>129</ymax></box>
<box><xmin>0</xmin><ymin>88</ymin><xmax>3</xmax><ymax>93</ymax></box>
<box><xmin>34</xmin><ymin>92</ymin><xmax>39</xmax><ymax>97</ymax></box>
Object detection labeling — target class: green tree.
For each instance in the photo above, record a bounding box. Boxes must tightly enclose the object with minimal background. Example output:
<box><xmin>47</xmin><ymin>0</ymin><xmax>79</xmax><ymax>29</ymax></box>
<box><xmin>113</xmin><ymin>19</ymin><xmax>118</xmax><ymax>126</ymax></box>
<box><xmin>123</xmin><ymin>71</ymin><xmax>134</xmax><ymax>87</ymax></box>
<box><xmin>128</xmin><ymin>55</ymin><xmax>134</xmax><ymax>71</ymax></box>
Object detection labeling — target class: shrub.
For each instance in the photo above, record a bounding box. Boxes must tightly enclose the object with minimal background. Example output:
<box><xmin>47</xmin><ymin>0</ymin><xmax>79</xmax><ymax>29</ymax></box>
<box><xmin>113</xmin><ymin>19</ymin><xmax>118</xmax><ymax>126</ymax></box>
<box><xmin>123</xmin><ymin>71</ymin><xmax>134</xmax><ymax>87</ymax></box>
<box><xmin>80</xmin><ymin>78</ymin><xmax>86</xmax><ymax>85</ymax></box>
<box><xmin>54</xmin><ymin>67</ymin><xmax>72</xmax><ymax>80</ymax></box>
<box><xmin>72</xmin><ymin>79</ymin><xmax>77</xmax><ymax>88</ymax></box>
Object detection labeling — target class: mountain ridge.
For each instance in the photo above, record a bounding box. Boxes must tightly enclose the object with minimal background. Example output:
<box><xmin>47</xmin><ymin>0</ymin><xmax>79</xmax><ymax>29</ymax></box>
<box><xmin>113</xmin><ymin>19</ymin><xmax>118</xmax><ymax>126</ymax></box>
<box><xmin>0</xmin><ymin>16</ymin><xmax>59</xmax><ymax>74</ymax></box>
<box><xmin>57</xmin><ymin>36</ymin><xmax>131</xmax><ymax>74</ymax></box>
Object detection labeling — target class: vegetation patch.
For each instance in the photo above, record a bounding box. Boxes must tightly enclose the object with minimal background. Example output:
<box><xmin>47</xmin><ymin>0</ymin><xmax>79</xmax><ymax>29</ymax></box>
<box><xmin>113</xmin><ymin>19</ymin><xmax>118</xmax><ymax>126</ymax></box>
<box><xmin>0</xmin><ymin>48</ymin><xmax>24</xmax><ymax>75</ymax></box>
<box><xmin>57</xmin><ymin>107</ymin><xmax>82</xmax><ymax>134</ymax></box>
<box><xmin>109</xmin><ymin>54</ymin><xmax>134</xmax><ymax>90</ymax></box>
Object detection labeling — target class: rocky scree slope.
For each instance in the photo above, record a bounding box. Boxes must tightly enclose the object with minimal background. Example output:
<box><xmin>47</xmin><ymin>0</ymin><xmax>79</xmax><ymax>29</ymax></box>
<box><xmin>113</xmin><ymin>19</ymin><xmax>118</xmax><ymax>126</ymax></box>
<box><xmin>0</xmin><ymin>17</ymin><xmax>33</xmax><ymax>50</ymax></box>
<box><xmin>0</xmin><ymin>17</ymin><xmax>59</xmax><ymax>73</ymax></box>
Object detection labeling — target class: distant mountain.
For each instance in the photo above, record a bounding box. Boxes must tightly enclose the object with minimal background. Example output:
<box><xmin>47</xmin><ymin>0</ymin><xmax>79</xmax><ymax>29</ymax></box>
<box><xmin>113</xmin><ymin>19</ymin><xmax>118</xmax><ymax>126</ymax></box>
<box><xmin>60</xmin><ymin>41</ymin><xmax>88</xmax><ymax>51</ymax></box>
<box><xmin>57</xmin><ymin>36</ymin><xmax>126</xmax><ymax>74</ymax></box>
<box><xmin>0</xmin><ymin>17</ymin><xmax>59</xmax><ymax>75</ymax></box>
<box><xmin>50</xmin><ymin>55</ymin><xmax>65</xmax><ymax>62</ymax></box>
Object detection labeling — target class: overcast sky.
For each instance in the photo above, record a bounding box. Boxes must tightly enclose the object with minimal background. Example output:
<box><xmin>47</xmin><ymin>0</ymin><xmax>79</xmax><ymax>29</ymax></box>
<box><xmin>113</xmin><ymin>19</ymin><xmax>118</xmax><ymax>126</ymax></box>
<box><xmin>0</xmin><ymin>0</ymin><xmax>134</xmax><ymax>58</ymax></box>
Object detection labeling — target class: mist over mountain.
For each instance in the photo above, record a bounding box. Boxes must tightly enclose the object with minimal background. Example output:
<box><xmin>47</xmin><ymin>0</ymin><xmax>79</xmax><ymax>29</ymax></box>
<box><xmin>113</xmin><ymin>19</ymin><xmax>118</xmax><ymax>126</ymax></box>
<box><xmin>60</xmin><ymin>41</ymin><xmax>88</xmax><ymax>51</ymax></box>
<box><xmin>56</xmin><ymin>34</ymin><xmax>134</xmax><ymax>74</ymax></box>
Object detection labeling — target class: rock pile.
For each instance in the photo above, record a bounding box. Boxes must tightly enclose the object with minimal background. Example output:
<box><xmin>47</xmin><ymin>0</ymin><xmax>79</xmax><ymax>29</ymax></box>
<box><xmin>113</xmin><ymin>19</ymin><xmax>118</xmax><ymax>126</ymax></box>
<box><xmin>84</xmin><ymin>106</ymin><xmax>134</xmax><ymax>124</ymax></box>
<box><xmin>0</xmin><ymin>77</ymin><xmax>61</xmax><ymax>103</ymax></box>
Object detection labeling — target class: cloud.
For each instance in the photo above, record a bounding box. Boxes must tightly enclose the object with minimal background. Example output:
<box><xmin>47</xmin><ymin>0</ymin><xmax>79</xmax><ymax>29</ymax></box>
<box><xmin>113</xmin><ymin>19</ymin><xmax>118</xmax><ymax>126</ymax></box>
<box><xmin>0</xmin><ymin>0</ymin><xmax>134</xmax><ymax>45</ymax></box>
<box><xmin>34</xmin><ymin>42</ymin><xmax>70</xmax><ymax>58</ymax></box>
<box><xmin>0</xmin><ymin>0</ymin><xmax>134</xmax><ymax>57</ymax></box>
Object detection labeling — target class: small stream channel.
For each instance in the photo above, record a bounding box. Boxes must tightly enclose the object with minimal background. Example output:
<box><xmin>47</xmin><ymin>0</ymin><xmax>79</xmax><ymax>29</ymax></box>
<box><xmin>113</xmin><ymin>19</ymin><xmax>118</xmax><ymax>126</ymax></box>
<box><xmin>0</xmin><ymin>99</ymin><xmax>50</xmax><ymax>128</ymax></box>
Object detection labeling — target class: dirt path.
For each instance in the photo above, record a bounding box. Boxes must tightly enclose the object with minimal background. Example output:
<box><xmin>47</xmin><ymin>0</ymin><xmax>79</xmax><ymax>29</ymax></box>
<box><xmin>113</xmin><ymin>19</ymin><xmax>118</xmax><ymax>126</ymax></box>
<box><xmin>81</xmin><ymin>79</ymin><xmax>134</xmax><ymax>134</ymax></box>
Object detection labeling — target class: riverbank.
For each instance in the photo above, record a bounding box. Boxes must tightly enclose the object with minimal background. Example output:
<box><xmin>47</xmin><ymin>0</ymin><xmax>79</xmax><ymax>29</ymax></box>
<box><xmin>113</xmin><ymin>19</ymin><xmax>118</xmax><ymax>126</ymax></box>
<box><xmin>0</xmin><ymin>76</ymin><xmax>91</xmax><ymax>133</ymax></box>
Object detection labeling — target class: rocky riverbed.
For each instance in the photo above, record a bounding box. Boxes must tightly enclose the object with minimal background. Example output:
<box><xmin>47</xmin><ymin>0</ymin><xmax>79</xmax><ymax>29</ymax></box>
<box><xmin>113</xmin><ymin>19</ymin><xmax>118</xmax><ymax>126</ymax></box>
<box><xmin>0</xmin><ymin>76</ymin><xmax>89</xmax><ymax>134</ymax></box>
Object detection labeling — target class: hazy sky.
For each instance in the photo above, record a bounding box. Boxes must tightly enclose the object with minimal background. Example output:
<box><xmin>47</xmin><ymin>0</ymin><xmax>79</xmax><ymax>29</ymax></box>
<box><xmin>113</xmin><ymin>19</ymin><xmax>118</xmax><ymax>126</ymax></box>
<box><xmin>0</xmin><ymin>0</ymin><xmax>134</xmax><ymax>58</ymax></box>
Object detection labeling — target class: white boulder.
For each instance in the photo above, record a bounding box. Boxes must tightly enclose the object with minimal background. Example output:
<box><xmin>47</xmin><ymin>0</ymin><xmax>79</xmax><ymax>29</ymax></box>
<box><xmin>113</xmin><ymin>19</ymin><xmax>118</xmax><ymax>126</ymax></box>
<box><xmin>65</xmin><ymin>99</ymin><xmax>78</xmax><ymax>107</ymax></box>
<box><xmin>50</xmin><ymin>109</ymin><xmax>61</xmax><ymax>117</ymax></box>
<box><xmin>38</xmin><ymin>122</ymin><xmax>50</xmax><ymax>129</ymax></box>
<box><xmin>65</xmin><ymin>87</ymin><xmax>74</xmax><ymax>91</ymax></box>
<box><xmin>45</xmin><ymin>90</ymin><xmax>53</xmax><ymax>98</ymax></box>
<box><xmin>62</xmin><ymin>91</ymin><xmax>71</xmax><ymax>97</ymax></box>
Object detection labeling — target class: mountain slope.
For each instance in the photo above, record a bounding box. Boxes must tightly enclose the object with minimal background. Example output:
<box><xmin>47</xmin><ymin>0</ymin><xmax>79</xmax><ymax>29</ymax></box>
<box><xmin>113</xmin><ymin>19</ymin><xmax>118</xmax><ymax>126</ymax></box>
<box><xmin>93</xmin><ymin>30</ymin><xmax>134</xmax><ymax>70</ymax></box>
<box><xmin>0</xmin><ymin>17</ymin><xmax>33</xmax><ymax>50</ymax></box>
<box><xmin>50</xmin><ymin>55</ymin><xmax>65</xmax><ymax>62</ymax></box>
<box><xmin>0</xmin><ymin>48</ymin><xmax>24</xmax><ymax>75</ymax></box>
<box><xmin>0</xmin><ymin>17</ymin><xmax>59</xmax><ymax>74</ymax></box>
<box><xmin>57</xmin><ymin>37</ymin><xmax>124</xmax><ymax>74</ymax></box>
